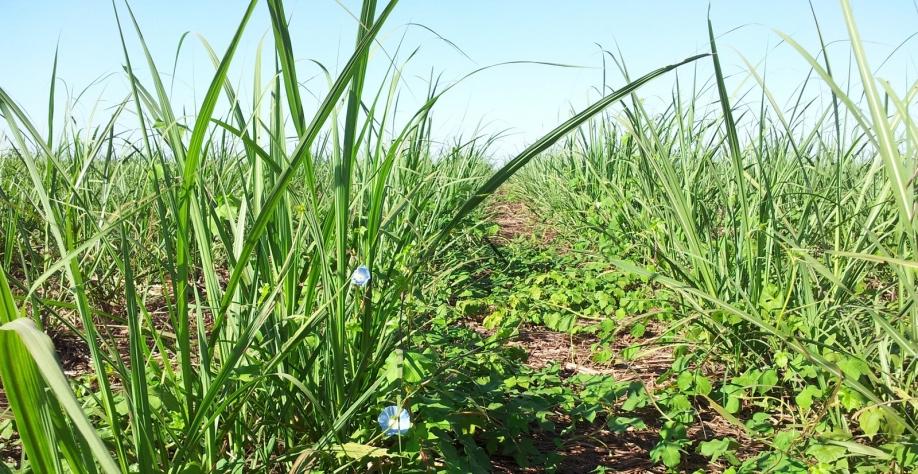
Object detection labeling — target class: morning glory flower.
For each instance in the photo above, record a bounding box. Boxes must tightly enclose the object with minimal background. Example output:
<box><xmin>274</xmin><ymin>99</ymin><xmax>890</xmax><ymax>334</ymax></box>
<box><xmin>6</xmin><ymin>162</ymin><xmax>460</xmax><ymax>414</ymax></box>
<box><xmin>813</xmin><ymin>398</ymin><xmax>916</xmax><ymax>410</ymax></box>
<box><xmin>351</xmin><ymin>265</ymin><xmax>371</xmax><ymax>287</ymax></box>
<box><xmin>377</xmin><ymin>405</ymin><xmax>411</xmax><ymax>437</ymax></box>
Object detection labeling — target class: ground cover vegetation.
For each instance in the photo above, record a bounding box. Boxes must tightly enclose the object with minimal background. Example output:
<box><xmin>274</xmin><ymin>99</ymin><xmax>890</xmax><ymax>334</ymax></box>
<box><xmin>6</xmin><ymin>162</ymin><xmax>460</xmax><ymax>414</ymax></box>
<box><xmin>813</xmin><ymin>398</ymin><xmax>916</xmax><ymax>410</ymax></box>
<box><xmin>1</xmin><ymin>0</ymin><xmax>916</xmax><ymax>472</ymax></box>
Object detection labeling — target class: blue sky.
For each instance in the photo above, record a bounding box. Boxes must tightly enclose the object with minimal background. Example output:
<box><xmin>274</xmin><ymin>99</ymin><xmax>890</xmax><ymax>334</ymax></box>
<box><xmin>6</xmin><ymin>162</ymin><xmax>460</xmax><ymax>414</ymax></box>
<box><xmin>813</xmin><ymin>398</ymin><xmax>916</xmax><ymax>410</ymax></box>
<box><xmin>1</xmin><ymin>1</ymin><xmax>916</xmax><ymax>155</ymax></box>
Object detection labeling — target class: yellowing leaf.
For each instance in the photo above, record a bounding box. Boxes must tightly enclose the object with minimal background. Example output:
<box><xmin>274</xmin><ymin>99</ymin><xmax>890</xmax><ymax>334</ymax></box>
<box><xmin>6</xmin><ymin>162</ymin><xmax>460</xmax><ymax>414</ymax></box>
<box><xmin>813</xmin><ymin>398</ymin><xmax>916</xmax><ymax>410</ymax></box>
<box><xmin>337</xmin><ymin>442</ymin><xmax>389</xmax><ymax>459</ymax></box>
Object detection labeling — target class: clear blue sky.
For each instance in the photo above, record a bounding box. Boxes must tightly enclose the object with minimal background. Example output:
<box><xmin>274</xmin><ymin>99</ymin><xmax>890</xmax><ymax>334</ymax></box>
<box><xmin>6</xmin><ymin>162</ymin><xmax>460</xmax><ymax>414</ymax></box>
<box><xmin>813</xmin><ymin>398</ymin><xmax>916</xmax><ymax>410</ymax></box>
<box><xmin>1</xmin><ymin>1</ymin><xmax>916</xmax><ymax>155</ymax></box>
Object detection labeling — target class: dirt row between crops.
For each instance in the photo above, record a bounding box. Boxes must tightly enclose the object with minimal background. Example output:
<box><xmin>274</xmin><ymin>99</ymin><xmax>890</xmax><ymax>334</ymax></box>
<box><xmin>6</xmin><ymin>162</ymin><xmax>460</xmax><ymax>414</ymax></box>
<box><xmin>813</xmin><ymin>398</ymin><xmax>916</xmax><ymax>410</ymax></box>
<box><xmin>477</xmin><ymin>195</ymin><xmax>760</xmax><ymax>474</ymax></box>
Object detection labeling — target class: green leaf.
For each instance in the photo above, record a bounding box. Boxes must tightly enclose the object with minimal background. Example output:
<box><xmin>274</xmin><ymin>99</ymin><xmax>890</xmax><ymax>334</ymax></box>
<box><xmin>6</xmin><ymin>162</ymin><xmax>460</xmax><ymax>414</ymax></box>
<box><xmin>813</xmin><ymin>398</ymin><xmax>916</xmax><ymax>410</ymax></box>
<box><xmin>383</xmin><ymin>350</ymin><xmax>434</xmax><ymax>384</ymax></box>
<box><xmin>694</xmin><ymin>375</ymin><xmax>712</xmax><ymax>397</ymax></box>
<box><xmin>825</xmin><ymin>440</ymin><xmax>892</xmax><ymax>461</ymax></box>
<box><xmin>838</xmin><ymin>387</ymin><xmax>865</xmax><ymax>412</ymax></box>
<box><xmin>838</xmin><ymin>357</ymin><xmax>868</xmax><ymax>381</ymax></box>
<box><xmin>629</xmin><ymin>322</ymin><xmax>646</xmax><ymax>337</ymax></box>
<box><xmin>607</xmin><ymin>416</ymin><xmax>647</xmax><ymax>433</ymax></box>
<box><xmin>806</xmin><ymin>443</ymin><xmax>846</xmax><ymax>464</ymax></box>
<box><xmin>650</xmin><ymin>442</ymin><xmax>682</xmax><ymax>468</ymax></box>
<box><xmin>795</xmin><ymin>385</ymin><xmax>823</xmax><ymax>412</ymax></box>
<box><xmin>699</xmin><ymin>437</ymin><xmax>736</xmax><ymax>463</ymax></box>
<box><xmin>725</xmin><ymin>394</ymin><xmax>741</xmax><ymax>414</ymax></box>
<box><xmin>758</xmin><ymin>369</ymin><xmax>778</xmax><ymax>394</ymax></box>
<box><xmin>773</xmin><ymin>430</ymin><xmax>800</xmax><ymax>452</ymax></box>
<box><xmin>621</xmin><ymin>383</ymin><xmax>648</xmax><ymax>411</ymax></box>
<box><xmin>858</xmin><ymin>406</ymin><xmax>884</xmax><ymax>438</ymax></box>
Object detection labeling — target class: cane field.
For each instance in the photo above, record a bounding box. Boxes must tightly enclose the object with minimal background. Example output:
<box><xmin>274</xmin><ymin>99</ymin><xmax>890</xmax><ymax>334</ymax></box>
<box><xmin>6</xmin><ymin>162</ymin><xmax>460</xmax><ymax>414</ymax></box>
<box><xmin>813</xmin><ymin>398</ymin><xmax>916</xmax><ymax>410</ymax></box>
<box><xmin>1</xmin><ymin>0</ymin><xmax>917</xmax><ymax>472</ymax></box>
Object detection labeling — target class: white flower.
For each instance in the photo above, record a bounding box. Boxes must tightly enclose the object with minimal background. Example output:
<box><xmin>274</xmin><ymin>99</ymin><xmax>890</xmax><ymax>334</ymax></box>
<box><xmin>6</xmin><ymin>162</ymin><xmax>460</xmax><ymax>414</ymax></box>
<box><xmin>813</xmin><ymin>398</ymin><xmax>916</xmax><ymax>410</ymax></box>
<box><xmin>377</xmin><ymin>405</ymin><xmax>411</xmax><ymax>437</ymax></box>
<box><xmin>351</xmin><ymin>265</ymin><xmax>371</xmax><ymax>287</ymax></box>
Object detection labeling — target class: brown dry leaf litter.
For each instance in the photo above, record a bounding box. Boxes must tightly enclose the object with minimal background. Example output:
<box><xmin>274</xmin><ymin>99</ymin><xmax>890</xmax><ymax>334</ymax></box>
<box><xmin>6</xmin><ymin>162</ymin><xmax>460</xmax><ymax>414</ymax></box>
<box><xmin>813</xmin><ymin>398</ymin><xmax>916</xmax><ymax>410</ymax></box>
<box><xmin>488</xmin><ymin>193</ymin><xmax>557</xmax><ymax>246</ymax></box>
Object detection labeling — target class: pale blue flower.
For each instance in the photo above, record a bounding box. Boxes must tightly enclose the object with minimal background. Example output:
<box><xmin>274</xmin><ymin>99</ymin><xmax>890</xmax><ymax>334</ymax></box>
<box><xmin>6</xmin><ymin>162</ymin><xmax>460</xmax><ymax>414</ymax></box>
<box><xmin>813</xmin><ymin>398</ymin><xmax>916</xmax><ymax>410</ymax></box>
<box><xmin>351</xmin><ymin>265</ymin><xmax>371</xmax><ymax>287</ymax></box>
<box><xmin>377</xmin><ymin>405</ymin><xmax>411</xmax><ymax>437</ymax></box>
